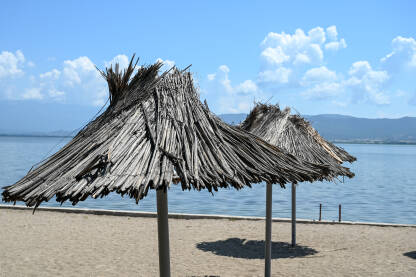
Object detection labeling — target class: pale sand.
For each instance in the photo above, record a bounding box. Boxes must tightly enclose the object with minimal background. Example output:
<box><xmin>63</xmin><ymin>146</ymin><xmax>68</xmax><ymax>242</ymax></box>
<box><xmin>0</xmin><ymin>209</ymin><xmax>415</xmax><ymax>277</ymax></box>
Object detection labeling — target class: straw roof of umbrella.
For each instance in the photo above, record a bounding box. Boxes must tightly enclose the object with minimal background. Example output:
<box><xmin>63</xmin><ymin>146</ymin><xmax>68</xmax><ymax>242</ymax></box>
<box><xmin>240</xmin><ymin>103</ymin><xmax>356</xmax><ymax>178</ymax></box>
<box><xmin>2</xmin><ymin>57</ymin><xmax>340</xmax><ymax>208</ymax></box>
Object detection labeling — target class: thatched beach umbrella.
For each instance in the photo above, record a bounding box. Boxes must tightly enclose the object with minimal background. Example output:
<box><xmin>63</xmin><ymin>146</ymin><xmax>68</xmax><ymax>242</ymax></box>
<box><xmin>2</xmin><ymin>57</ymin><xmax>337</xmax><ymax>277</ymax></box>
<box><xmin>240</xmin><ymin>103</ymin><xmax>355</xmax><ymax>260</ymax></box>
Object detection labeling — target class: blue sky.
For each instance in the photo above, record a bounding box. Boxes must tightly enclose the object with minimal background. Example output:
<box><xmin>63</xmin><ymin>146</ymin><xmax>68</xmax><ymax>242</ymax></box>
<box><xmin>1</xmin><ymin>0</ymin><xmax>416</xmax><ymax>118</ymax></box>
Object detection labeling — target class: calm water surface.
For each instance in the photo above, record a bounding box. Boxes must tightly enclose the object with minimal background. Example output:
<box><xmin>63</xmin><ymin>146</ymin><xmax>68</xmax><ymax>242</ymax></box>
<box><xmin>0</xmin><ymin>136</ymin><xmax>415</xmax><ymax>224</ymax></box>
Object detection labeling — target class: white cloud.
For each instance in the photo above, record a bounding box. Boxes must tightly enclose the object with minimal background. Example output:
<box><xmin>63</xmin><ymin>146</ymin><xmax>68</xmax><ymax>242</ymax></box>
<box><xmin>205</xmin><ymin>65</ymin><xmax>263</xmax><ymax>113</ymax></box>
<box><xmin>348</xmin><ymin>61</ymin><xmax>372</xmax><ymax>77</ymax></box>
<box><xmin>156</xmin><ymin>58</ymin><xmax>176</xmax><ymax>73</ymax></box>
<box><xmin>62</xmin><ymin>56</ymin><xmax>97</xmax><ymax>87</ymax></box>
<box><xmin>258</xmin><ymin>67</ymin><xmax>291</xmax><ymax>84</ymax></box>
<box><xmin>302</xmin><ymin>82</ymin><xmax>342</xmax><ymax>99</ymax></box>
<box><xmin>293</xmin><ymin>53</ymin><xmax>311</xmax><ymax>65</ymax></box>
<box><xmin>308</xmin><ymin>27</ymin><xmax>326</xmax><ymax>45</ymax></box>
<box><xmin>261</xmin><ymin>29</ymin><xmax>325</xmax><ymax>66</ymax></box>
<box><xmin>302</xmin><ymin>66</ymin><xmax>337</xmax><ymax>84</ymax></box>
<box><xmin>219</xmin><ymin>65</ymin><xmax>230</xmax><ymax>73</ymax></box>
<box><xmin>325</xmin><ymin>39</ymin><xmax>347</xmax><ymax>51</ymax></box>
<box><xmin>300</xmin><ymin>61</ymin><xmax>390</xmax><ymax>105</ymax></box>
<box><xmin>105</xmin><ymin>54</ymin><xmax>130</xmax><ymax>70</ymax></box>
<box><xmin>259</xmin><ymin>26</ymin><xmax>347</xmax><ymax>86</ymax></box>
<box><xmin>48</xmin><ymin>88</ymin><xmax>65</xmax><ymax>100</ymax></box>
<box><xmin>1</xmin><ymin>53</ymin><xmax>164</xmax><ymax>106</ymax></box>
<box><xmin>207</xmin><ymin>73</ymin><xmax>215</xmax><ymax>80</ymax></box>
<box><xmin>260</xmin><ymin>26</ymin><xmax>346</xmax><ymax>68</ymax></box>
<box><xmin>22</xmin><ymin>88</ymin><xmax>43</xmax><ymax>100</ymax></box>
<box><xmin>0</xmin><ymin>50</ymin><xmax>25</xmax><ymax>78</ymax></box>
<box><xmin>326</xmin><ymin>26</ymin><xmax>338</xmax><ymax>41</ymax></box>
<box><xmin>235</xmin><ymin>80</ymin><xmax>258</xmax><ymax>94</ymax></box>
<box><xmin>345</xmin><ymin>61</ymin><xmax>390</xmax><ymax>105</ymax></box>
<box><xmin>261</xmin><ymin>46</ymin><xmax>290</xmax><ymax>65</ymax></box>
<box><xmin>381</xmin><ymin>36</ymin><xmax>416</xmax><ymax>71</ymax></box>
<box><xmin>201</xmin><ymin>29</ymin><xmax>416</xmax><ymax>114</ymax></box>
<box><xmin>29</xmin><ymin>56</ymin><xmax>110</xmax><ymax>106</ymax></box>
<box><xmin>40</xmin><ymin>69</ymin><xmax>61</xmax><ymax>79</ymax></box>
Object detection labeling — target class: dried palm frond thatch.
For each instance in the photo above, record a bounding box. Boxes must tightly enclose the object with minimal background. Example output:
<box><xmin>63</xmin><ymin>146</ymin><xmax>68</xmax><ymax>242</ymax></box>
<box><xmin>3</xmin><ymin>57</ymin><xmax>346</xmax><ymax>208</ymax></box>
<box><xmin>240</xmin><ymin>103</ymin><xmax>356</xmax><ymax>176</ymax></box>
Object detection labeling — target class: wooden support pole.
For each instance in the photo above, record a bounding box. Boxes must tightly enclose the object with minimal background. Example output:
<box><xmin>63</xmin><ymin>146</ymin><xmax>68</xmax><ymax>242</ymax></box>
<box><xmin>157</xmin><ymin>188</ymin><xmax>171</xmax><ymax>277</ymax></box>
<box><xmin>265</xmin><ymin>182</ymin><xmax>272</xmax><ymax>277</ymax></box>
<box><xmin>339</xmin><ymin>204</ymin><xmax>342</xmax><ymax>222</ymax></box>
<box><xmin>319</xmin><ymin>203</ymin><xmax>322</xmax><ymax>221</ymax></box>
<box><xmin>291</xmin><ymin>183</ymin><xmax>296</xmax><ymax>248</ymax></box>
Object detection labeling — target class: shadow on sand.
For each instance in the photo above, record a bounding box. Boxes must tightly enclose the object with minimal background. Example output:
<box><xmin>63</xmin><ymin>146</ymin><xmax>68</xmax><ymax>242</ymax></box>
<box><xmin>403</xmin><ymin>251</ymin><xmax>416</xmax><ymax>259</ymax></box>
<box><xmin>196</xmin><ymin>238</ymin><xmax>318</xmax><ymax>259</ymax></box>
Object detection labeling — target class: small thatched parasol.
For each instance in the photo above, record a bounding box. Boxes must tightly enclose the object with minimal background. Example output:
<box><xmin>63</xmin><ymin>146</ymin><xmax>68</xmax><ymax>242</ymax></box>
<box><xmin>3</xmin><ymin>57</ymin><xmax>344</xmax><ymax>277</ymax></box>
<box><xmin>240</xmin><ymin>103</ymin><xmax>356</xmax><ymax>165</ymax></box>
<box><xmin>240</xmin><ymin>103</ymin><xmax>356</xmax><ymax>275</ymax></box>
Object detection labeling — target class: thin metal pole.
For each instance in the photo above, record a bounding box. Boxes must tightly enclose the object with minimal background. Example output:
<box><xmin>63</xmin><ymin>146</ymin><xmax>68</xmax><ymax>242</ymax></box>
<box><xmin>291</xmin><ymin>183</ymin><xmax>296</xmax><ymax>248</ymax></box>
<box><xmin>157</xmin><ymin>188</ymin><xmax>171</xmax><ymax>277</ymax></box>
<box><xmin>265</xmin><ymin>182</ymin><xmax>272</xmax><ymax>277</ymax></box>
<box><xmin>339</xmin><ymin>204</ymin><xmax>342</xmax><ymax>222</ymax></box>
<box><xmin>319</xmin><ymin>203</ymin><xmax>322</xmax><ymax>221</ymax></box>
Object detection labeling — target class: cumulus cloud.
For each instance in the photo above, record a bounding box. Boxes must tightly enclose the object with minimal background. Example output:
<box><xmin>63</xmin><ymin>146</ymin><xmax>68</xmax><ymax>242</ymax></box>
<box><xmin>203</xmin><ymin>30</ymin><xmax>416</xmax><ymax>113</ymax></box>
<box><xmin>325</xmin><ymin>39</ymin><xmax>347</xmax><ymax>51</ymax></box>
<box><xmin>156</xmin><ymin>58</ymin><xmax>176</xmax><ymax>73</ymax></box>
<box><xmin>0</xmin><ymin>50</ymin><xmax>25</xmax><ymax>78</ymax></box>
<box><xmin>1</xmin><ymin>53</ymin><xmax>179</xmax><ymax>106</ymax></box>
<box><xmin>62</xmin><ymin>56</ymin><xmax>97</xmax><ymax>87</ymax></box>
<box><xmin>22</xmin><ymin>88</ymin><xmax>43</xmax><ymax>100</ymax></box>
<box><xmin>326</xmin><ymin>26</ymin><xmax>338</xmax><ymax>41</ymax></box>
<box><xmin>25</xmin><ymin>56</ymin><xmax>110</xmax><ymax>106</ymax></box>
<box><xmin>206</xmin><ymin>65</ymin><xmax>233</xmax><ymax>93</ymax></box>
<box><xmin>302</xmin><ymin>61</ymin><xmax>390</xmax><ymax>104</ymax></box>
<box><xmin>258</xmin><ymin>67</ymin><xmax>291</xmax><ymax>84</ymax></box>
<box><xmin>302</xmin><ymin>82</ymin><xmax>342</xmax><ymax>99</ymax></box>
<box><xmin>104</xmin><ymin>54</ymin><xmax>130</xmax><ymax>70</ymax></box>
<box><xmin>255</xmin><ymin>27</ymin><xmax>395</xmax><ymax>106</ymax></box>
<box><xmin>40</xmin><ymin>69</ymin><xmax>61</xmax><ymax>79</ymax></box>
<box><xmin>381</xmin><ymin>36</ymin><xmax>416</xmax><ymax>71</ymax></box>
<box><xmin>259</xmin><ymin>26</ymin><xmax>347</xmax><ymax>85</ymax></box>
<box><xmin>235</xmin><ymin>80</ymin><xmax>258</xmax><ymax>94</ymax></box>
<box><xmin>300</xmin><ymin>66</ymin><xmax>341</xmax><ymax>99</ymax></box>
<box><xmin>345</xmin><ymin>61</ymin><xmax>390</xmax><ymax>105</ymax></box>
<box><xmin>205</xmin><ymin>65</ymin><xmax>262</xmax><ymax>113</ymax></box>
<box><xmin>302</xmin><ymin>66</ymin><xmax>337</xmax><ymax>84</ymax></box>
<box><xmin>260</xmin><ymin>28</ymin><xmax>326</xmax><ymax>67</ymax></box>
<box><xmin>260</xmin><ymin>26</ymin><xmax>346</xmax><ymax>67</ymax></box>
<box><xmin>48</xmin><ymin>89</ymin><xmax>65</xmax><ymax>100</ymax></box>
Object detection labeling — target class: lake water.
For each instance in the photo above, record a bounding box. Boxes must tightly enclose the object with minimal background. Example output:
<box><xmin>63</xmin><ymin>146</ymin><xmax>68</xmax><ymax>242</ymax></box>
<box><xmin>0</xmin><ymin>136</ymin><xmax>415</xmax><ymax>224</ymax></box>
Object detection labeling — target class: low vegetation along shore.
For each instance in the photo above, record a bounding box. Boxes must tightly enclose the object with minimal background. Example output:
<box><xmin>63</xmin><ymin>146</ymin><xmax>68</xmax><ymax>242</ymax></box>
<box><xmin>0</xmin><ymin>208</ymin><xmax>415</xmax><ymax>276</ymax></box>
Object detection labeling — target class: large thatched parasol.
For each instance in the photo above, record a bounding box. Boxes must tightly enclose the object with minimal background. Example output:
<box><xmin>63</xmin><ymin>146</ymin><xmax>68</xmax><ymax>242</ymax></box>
<box><xmin>3</xmin><ymin>57</ymin><xmax>344</xmax><ymax>277</ymax></box>
<box><xmin>240</xmin><ymin>103</ymin><xmax>356</xmax><ymax>275</ymax></box>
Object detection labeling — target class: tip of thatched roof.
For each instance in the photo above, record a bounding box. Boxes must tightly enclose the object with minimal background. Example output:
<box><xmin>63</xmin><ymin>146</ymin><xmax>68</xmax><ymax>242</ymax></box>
<box><xmin>3</xmin><ymin>58</ymin><xmax>342</xmax><ymax>208</ymax></box>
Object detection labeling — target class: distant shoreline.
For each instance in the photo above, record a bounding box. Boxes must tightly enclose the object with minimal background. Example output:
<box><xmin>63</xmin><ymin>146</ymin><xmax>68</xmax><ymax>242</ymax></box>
<box><xmin>1</xmin><ymin>134</ymin><xmax>416</xmax><ymax>145</ymax></box>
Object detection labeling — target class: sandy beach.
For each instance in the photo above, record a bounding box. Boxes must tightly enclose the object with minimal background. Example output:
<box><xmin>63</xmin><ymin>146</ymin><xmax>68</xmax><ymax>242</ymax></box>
<box><xmin>0</xmin><ymin>208</ymin><xmax>415</xmax><ymax>277</ymax></box>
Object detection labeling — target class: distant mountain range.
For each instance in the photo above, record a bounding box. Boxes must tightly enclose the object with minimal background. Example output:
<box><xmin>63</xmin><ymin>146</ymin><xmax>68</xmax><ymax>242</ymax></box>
<box><xmin>1</xmin><ymin>100</ymin><xmax>416</xmax><ymax>143</ymax></box>
<box><xmin>218</xmin><ymin>113</ymin><xmax>416</xmax><ymax>144</ymax></box>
